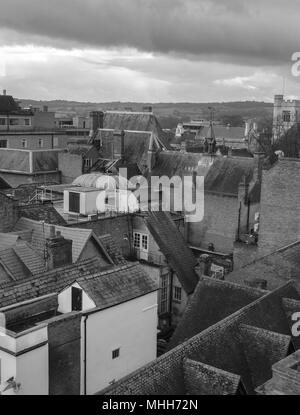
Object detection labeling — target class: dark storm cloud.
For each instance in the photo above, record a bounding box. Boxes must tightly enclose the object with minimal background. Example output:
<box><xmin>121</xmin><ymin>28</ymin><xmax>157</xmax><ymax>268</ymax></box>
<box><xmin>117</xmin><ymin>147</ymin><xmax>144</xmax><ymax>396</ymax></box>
<box><xmin>0</xmin><ymin>0</ymin><xmax>299</xmax><ymax>66</ymax></box>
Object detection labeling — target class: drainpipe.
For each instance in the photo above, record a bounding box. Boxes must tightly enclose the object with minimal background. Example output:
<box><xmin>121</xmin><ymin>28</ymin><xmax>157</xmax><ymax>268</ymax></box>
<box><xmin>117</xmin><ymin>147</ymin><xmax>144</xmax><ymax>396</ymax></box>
<box><xmin>168</xmin><ymin>271</ymin><xmax>174</xmax><ymax>328</ymax></box>
<box><xmin>83</xmin><ymin>314</ymin><xmax>89</xmax><ymax>395</ymax></box>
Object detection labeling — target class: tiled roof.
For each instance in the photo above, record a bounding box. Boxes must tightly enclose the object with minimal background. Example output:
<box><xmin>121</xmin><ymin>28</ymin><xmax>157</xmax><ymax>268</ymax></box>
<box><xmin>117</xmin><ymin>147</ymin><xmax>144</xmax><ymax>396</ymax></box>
<box><xmin>183</xmin><ymin>359</ymin><xmax>243</xmax><ymax>395</ymax></box>
<box><xmin>102</xmin><ymin>111</ymin><xmax>171</xmax><ymax>150</ymax></box>
<box><xmin>17</xmin><ymin>204</ymin><xmax>67</xmax><ymax>226</ymax></box>
<box><xmin>148</xmin><ymin>152</ymin><xmax>213</xmax><ymax>179</ymax></box>
<box><xmin>13</xmin><ymin>218</ymin><xmax>111</xmax><ymax>263</ymax></box>
<box><xmin>101</xmin><ymin>280</ymin><xmax>300</xmax><ymax>395</ymax></box>
<box><xmin>145</xmin><ymin>211</ymin><xmax>198</xmax><ymax>295</ymax></box>
<box><xmin>0</xmin><ymin>233</ymin><xmax>20</xmax><ymax>250</ymax></box>
<box><xmin>77</xmin><ymin>262</ymin><xmax>157</xmax><ymax>310</ymax></box>
<box><xmin>0</xmin><ymin>239</ymin><xmax>46</xmax><ymax>283</ymax></box>
<box><xmin>0</xmin><ymin>95</ymin><xmax>21</xmax><ymax>113</ymax></box>
<box><xmin>99</xmin><ymin>234</ymin><xmax>127</xmax><ymax>265</ymax></box>
<box><xmin>204</xmin><ymin>157</ymin><xmax>254</xmax><ymax>196</ymax></box>
<box><xmin>0</xmin><ymin>177</ymin><xmax>10</xmax><ymax>189</ymax></box>
<box><xmin>0</xmin><ymin>259</ymin><xmax>157</xmax><ymax>311</ymax></box>
<box><xmin>228</xmin><ymin>241</ymin><xmax>300</xmax><ymax>290</ymax></box>
<box><xmin>0</xmin><ymin>257</ymin><xmax>106</xmax><ymax>307</ymax></box>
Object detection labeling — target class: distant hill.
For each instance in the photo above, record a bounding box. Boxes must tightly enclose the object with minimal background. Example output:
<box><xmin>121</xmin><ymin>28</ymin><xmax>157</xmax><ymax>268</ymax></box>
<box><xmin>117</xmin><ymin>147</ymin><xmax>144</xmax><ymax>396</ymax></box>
<box><xmin>17</xmin><ymin>99</ymin><xmax>274</xmax><ymax>130</ymax></box>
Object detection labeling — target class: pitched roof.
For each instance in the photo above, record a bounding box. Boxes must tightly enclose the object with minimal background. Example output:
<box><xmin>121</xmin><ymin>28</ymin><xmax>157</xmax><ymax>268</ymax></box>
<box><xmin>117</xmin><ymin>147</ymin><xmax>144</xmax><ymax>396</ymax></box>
<box><xmin>67</xmin><ymin>144</ymin><xmax>96</xmax><ymax>157</ymax></box>
<box><xmin>183</xmin><ymin>359</ymin><xmax>243</xmax><ymax>395</ymax></box>
<box><xmin>77</xmin><ymin>262</ymin><xmax>157</xmax><ymax>310</ymax></box>
<box><xmin>228</xmin><ymin>241</ymin><xmax>300</xmax><ymax>290</ymax></box>
<box><xmin>99</xmin><ymin>234</ymin><xmax>127</xmax><ymax>265</ymax></box>
<box><xmin>0</xmin><ymin>259</ymin><xmax>157</xmax><ymax>311</ymax></box>
<box><xmin>17</xmin><ymin>204</ymin><xmax>66</xmax><ymax>226</ymax></box>
<box><xmin>0</xmin><ymin>95</ymin><xmax>21</xmax><ymax>113</ymax></box>
<box><xmin>148</xmin><ymin>152</ymin><xmax>213</xmax><ymax>178</ymax></box>
<box><xmin>145</xmin><ymin>211</ymin><xmax>198</xmax><ymax>295</ymax></box>
<box><xmin>13</xmin><ymin>217</ymin><xmax>111</xmax><ymax>264</ymax></box>
<box><xmin>204</xmin><ymin>156</ymin><xmax>254</xmax><ymax>196</ymax></box>
<box><xmin>101</xmin><ymin>280</ymin><xmax>299</xmax><ymax>395</ymax></box>
<box><xmin>102</xmin><ymin>111</ymin><xmax>171</xmax><ymax>149</ymax></box>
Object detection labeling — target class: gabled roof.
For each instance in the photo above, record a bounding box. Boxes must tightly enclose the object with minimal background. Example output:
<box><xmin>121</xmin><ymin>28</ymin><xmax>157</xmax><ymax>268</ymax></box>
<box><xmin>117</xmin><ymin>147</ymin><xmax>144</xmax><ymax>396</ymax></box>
<box><xmin>204</xmin><ymin>156</ymin><xmax>254</xmax><ymax>196</ymax></box>
<box><xmin>0</xmin><ymin>259</ymin><xmax>157</xmax><ymax>311</ymax></box>
<box><xmin>76</xmin><ymin>262</ymin><xmax>157</xmax><ymax>310</ymax></box>
<box><xmin>145</xmin><ymin>211</ymin><xmax>198</xmax><ymax>295</ymax></box>
<box><xmin>102</xmin><ymin>111</ymin><xmax>171</xmax><ymax>150</ymax></box>
<box><xmin>13</xmin><ymin>218</ymin><xmax>112</xmax><ymax>264</ymax></box>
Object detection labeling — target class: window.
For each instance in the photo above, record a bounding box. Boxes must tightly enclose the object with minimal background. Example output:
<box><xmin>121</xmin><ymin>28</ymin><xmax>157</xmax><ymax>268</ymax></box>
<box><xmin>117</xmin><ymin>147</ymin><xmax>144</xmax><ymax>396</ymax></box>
<box><xmin>21</xmin><ymin>139</ymin><xmax>27</xmax><ymax>148</ymax></box>
<box><xmin>0</xmin><ymin>118</ymin><xmax>6</xmax><ymax>126</ymax></box>
<box><xmin>134</xmin><ymin>232</ymin><xmax>148</xmax><ymax>251</ymax></box>
<box><xmin>9</xmin><ymin>118</ymin><xmax>19</xmax><ymax>126</ymax></box>
<box><xmin>24</xmin><ymin>118</ymin><xmax>30</xmax><ymax>126</ymax></box>
<box><xmin>38</xmin><ymin>138</ymin><xmax>43</xmax><ymax>148</ymax></box>
<box><xmin>142</xmin><ymin>235</ymin><xmax>148</xmax><ymax>250</ymax></box>
<box><xmin>112</xmin><ymin>348</ymin><xmax>120</xmax><ymax>359</ymax></box>
<box><xmin>174</xmin><ymin>286</ymin><xmax>182</xmax><ymax>303</ymax></box>
<box><xmin>53</xmin><ymin>136</ymin><xmax>59</xmax><ymax>147</ymax></box>
<box><xmin>84</xmin><ymin>158</ymin><xmax>92</xmax><ymax>168</ymax></box>
<box><xmin>0</xmin><ymin>140</ymin><xmax>7</xmax><ymax>148</ymax></box>
<box><xmin>134</xmin><ymin>232</ymin><xmax>141</xmax><ymax>249</ymax></box>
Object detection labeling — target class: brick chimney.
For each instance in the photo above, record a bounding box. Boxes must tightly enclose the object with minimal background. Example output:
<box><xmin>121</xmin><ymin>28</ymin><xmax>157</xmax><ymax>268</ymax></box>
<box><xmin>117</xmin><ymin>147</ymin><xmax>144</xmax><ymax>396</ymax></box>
<box><xmin>89</xmin><ymin>111</ymin><xmax>104</xmax><ymax>133</ymax></box>
<box><xmin>46</xmin><ymin>226</ymin><xmax>73</xmax><ymax>270</ymax></box>
<box><xmin>113</xmin><ymin>130</ymin><xmax>125</xmax><ymax>160</ymax></box>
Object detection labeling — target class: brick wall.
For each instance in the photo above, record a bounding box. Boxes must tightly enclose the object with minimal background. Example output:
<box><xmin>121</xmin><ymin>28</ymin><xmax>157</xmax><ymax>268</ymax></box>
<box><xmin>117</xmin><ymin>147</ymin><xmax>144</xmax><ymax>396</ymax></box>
<box><xmin>258</xmin><ymin>159</ymin><xmax>300</xmax><ymax>256</ymax></box>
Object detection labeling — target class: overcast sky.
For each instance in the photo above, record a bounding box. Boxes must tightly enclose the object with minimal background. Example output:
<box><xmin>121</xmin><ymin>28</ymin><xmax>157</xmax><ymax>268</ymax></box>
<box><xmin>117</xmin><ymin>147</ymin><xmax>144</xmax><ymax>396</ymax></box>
<box><xmin>0</xmin><ymin>0</ymin><xmax>299</xmax><ymax>102</ymax></box>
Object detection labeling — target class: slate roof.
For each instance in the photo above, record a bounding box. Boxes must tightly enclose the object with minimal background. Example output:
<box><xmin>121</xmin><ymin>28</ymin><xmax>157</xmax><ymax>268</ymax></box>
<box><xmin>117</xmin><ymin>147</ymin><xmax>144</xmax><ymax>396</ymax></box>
<box><xmin>145</xmin><ymin>211</ymin><xmax>198</xmax><ymax>295</ymax></box>
<box><xmin>17</xmin><ymin>204</ymin><xmax>66</xmax><ymax>226</ymax></box>
<box><xmin>0</xmin><ymin>177</ymin><xmax>10</xmax><ymax>189</ymax></box>
<box><xmin>0</xmin><ymin>95</ymin><xmax>26</xmax><ymax>114</ymax></box>
<box><xmin>99</xmin><ymin>234</ymin><xmax>127</xmax><ymax>265</ymax></box>
<box><xmin>77</xmin><ymin>262</ymin><xmax>157</xmax><ymax>310</ymax></box>
<box><xmin>97</xmin><ymin>130</ymin><xmax>157</xmax><ymax>172</ymax></box>
<box><xmin>0</xmin><ymin>239</ymin><xmax>46</xmax><ymax>283</ymax></box>
<box><xmin>228</xmin><ymin>241</ymin><xmax>300</xmax><ymax>290</ymax></box>
<box><xmin>102</xmin><ymin>111</ymin><xmax>171</xmax><ymax>150</ymax></box>
<box><xmin>101</xmin><ymin>279</ymin><xmax>300</xmax><ymax>395</ymax></box>
<box><xmin>13</xmin><ymin>218</ymin><xmax>112</xmax><ymax>264</ymax></box>
<box><xmin>204</xmin><ymin>157</ymin><xmax>255</xmax><ymax>196</ymax></box>
<box><xmin>183</xmin><ymin>359</ymin><xmax>243</xmax><ymax>395</ymax></box>
<box><xmin>0</xmin><ymin>257</ymin><xmax>105</xmax><ymax>306</ymax></box>
<box><xmin>0</xmin><ymin>259</ymin><xmax>157</xmax><ymax>311</ymax></box>
<box><xmin>148</xmin><ymin>151</ymin><xmax>213</xmax><ymax>179</ymax></box>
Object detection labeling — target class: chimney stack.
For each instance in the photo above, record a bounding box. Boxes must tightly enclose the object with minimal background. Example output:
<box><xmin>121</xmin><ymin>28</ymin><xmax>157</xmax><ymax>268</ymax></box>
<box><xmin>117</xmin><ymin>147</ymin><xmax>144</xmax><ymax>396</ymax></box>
<box><xmin>46</xmin><ymin>228</ymin><xmax>73</xmax><ymax>270</ymax></box>
<box><xmin>113</xmin><ymin>130</ymin><xmax>125</xmax><ymax>160</ymax></box>
<box><xmin>90</xmin><ymin>111</ymin><xmax>104</xmax><ymax>134</ymax></box>
<box><xmin>3</xmin><ymin>89</ymin><xmax>6</xmax><ymax>96</ymax></box>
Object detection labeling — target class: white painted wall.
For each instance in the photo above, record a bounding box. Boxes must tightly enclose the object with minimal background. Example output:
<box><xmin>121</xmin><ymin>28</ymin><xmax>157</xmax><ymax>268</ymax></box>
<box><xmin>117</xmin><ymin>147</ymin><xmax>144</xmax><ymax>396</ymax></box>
<box><xmin>0</xmin><ymin>351</ymin><xmax>16</xmax><ymax>395</ymax></box>
<box><xmin>83</xmin><ymin>291</ymin><xmax>158</xmax><ymax>394</ymax></box>
<box><xmin>17</xmin><ymin>344</ymin><xmax>49</xmax><ymax>395</ymax></box>
<box><xmin>58</xmin><ymin>283</ymin><xmax>96</xmax><ymax>314</ymax></box>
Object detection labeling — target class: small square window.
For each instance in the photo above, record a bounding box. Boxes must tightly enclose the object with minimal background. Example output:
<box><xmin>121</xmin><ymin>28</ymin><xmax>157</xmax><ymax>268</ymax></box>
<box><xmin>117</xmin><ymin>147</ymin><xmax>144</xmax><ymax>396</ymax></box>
<box><xmin>112</xmin><ymin>348</ymin><xmax>120</xmax><ymax>359</ymax></box>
